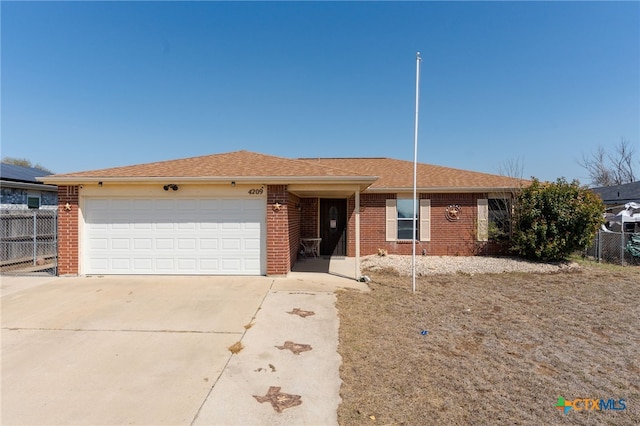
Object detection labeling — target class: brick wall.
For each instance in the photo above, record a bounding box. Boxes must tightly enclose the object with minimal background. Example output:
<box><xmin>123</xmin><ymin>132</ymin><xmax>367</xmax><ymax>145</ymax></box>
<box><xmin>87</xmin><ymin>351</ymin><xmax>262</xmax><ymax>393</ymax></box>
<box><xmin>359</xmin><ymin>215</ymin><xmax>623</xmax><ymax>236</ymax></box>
<box><xmin>57</xmin><ymin>185</ymin><xmax>79</xmax><ymax>275</ymax></box>
<box><xmin>287</xmin><ymin>193</ymin><xmax>301</xmax><ymax>270</ymax></box>
<box><xmin>429</xmin><ymin>193</ymin><xmax>481</xmax><ymax>256</ymax></box>
<box><xmin>55</xmin><ymin>184</ymin><xmax>504</xmax><ymax>278</ymax></box>
<box><xmin>300</xmin><ymin>198</ymin><xmax>318</xmax><ymax>238</ymax></box>
<box><xmin>266</xmin><ymin>185</ymin><xmax>291</xmax><ymax>275</ymax></box>
<box><xmin>352</xmin><ymin>192</ymin><xmax>507</xmax><ymax>257</ymax></box>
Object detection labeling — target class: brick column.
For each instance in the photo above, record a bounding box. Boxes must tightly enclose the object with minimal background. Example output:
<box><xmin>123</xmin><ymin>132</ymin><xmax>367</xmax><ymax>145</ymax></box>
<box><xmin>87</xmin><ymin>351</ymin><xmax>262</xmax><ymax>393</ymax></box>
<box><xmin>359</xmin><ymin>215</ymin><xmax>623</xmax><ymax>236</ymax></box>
<box><xmin>57</xmin><ymin>185</ymin><xmax>79</xmax><ymax>275</ymax></box>
<box><xmin>266</xmin><ymin>185</ymin><xmax>290</xmax><ymax>275</ymax></box>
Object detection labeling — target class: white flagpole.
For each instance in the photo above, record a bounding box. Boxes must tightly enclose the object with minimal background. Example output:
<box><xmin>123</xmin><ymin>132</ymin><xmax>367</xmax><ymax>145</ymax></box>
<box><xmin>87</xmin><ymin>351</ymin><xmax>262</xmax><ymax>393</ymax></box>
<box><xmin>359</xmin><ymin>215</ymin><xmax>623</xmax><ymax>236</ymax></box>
<box><xmin>412</xmin><ymin>51</ymin><xmax>422</xmax><ymax>293</ymax></box>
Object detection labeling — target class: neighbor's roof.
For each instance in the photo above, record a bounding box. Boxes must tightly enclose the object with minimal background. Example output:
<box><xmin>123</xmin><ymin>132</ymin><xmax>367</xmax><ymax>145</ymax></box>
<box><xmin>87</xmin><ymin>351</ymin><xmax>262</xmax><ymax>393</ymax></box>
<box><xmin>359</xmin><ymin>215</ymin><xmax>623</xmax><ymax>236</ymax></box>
<box><xmin>301</xmin><ymin>157</ymin><xmax>526</xmax><ymax>191</ymax></box>
<box><xmin>40</xmin><ymin>150</ymin><xmax>525</xmax><ymax>191</ymax></box>
<box><xmin>591</xmin><ymin>181</ymin><xmax>640</xmax><ymax>205</ymax></box>
<box><xmin>1</xmin><ymin>163</ymin><xmax>53</xmax><ymax>183</ymax></box>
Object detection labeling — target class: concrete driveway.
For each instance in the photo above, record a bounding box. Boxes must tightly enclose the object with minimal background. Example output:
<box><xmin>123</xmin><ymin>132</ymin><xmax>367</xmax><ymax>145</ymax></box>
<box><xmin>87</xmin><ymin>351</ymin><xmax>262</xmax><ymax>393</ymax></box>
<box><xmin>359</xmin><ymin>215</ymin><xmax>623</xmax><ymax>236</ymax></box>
<box><xmin>1</xmin><ymin>274</ymin><xmax>367</xmax><ymax>425</ymax></box>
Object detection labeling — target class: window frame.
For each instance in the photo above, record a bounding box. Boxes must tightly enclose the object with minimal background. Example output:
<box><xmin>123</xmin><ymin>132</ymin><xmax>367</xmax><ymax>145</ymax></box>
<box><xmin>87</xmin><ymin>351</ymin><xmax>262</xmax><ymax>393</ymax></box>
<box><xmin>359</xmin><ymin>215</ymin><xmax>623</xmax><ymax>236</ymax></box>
<box><xmin>386</xmin><ymin>197</ymin><xmax>430</xmax><ymax>242</ymax></box>
<box><xmin>27</xmin><ymin>195</ymin><xmax>41</xmax><ymax>209</ymax></box>
<box><xmin>488</xmin><ymin>198</ymin><xmax>511</xmax><ymax>241</ymax></box>
<box><xmin>396</xmin><ymin>197</ymin><xmax>418</xmax><ymax>240</ymax></box>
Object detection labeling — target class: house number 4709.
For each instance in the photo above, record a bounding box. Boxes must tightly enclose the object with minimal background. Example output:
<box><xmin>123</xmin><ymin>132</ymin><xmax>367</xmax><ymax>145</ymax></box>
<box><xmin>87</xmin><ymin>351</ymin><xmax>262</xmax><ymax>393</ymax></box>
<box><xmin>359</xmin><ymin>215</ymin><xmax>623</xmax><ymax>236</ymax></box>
<box><xmin>248</xmin><ymin>188</ymin><xmax>264</xmax><ymax>195</ymax></box>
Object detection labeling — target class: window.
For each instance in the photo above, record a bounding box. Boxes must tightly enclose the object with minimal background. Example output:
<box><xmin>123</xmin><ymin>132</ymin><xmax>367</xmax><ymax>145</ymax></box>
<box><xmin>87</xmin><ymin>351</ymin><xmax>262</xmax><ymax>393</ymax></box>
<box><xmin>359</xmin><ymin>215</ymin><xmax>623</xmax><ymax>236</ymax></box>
<box><xmin>397</xmin><ymin>198</ymin><xmax>418</xmax><ymax>240</ymax></box>
<box><xmin>386</xmin><ymin>198</ymin><xmax>430</xmax><ymax>242</ymax></box>
<box><xmin>478</xmin><ymin>198</ymin><xmax>511</xmax><ymax>242</ymax></box>
<box><xmin>489</xmin><ymin>199</ymin><xmax>511</xmax><ymax>241</ymax></box>
<box><xmin>27</xmin><ymin>196</ymin><xmax>40</xmax><ymax>209</ymax></box>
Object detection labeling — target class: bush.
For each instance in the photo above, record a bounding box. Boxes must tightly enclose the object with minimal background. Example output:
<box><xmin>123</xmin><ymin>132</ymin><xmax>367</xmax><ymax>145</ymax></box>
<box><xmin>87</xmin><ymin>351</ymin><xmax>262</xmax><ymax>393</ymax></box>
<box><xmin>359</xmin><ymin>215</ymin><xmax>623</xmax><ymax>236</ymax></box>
<box><xmin>511</xmin><ymin>178</ymin><xmax>604</xmax><ymax>261</ymax></box>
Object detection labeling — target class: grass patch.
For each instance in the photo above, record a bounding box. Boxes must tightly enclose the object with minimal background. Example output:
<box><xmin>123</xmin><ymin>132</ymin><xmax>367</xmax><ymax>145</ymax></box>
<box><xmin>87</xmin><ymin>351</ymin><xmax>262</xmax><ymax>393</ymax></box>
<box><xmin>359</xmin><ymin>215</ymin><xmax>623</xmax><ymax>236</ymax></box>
<box><xmin>337</xmin><ymin>265</ymin><xmax>640</xmax><ymax>425</ymax></box>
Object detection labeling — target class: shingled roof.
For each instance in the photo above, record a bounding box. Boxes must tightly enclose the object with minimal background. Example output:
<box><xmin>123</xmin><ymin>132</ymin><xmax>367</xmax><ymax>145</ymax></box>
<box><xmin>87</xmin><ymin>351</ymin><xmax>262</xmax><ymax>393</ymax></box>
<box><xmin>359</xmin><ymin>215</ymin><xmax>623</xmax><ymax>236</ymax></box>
<box><xmin>301</xmin><ymin>157</ymin><xmax>524</xmax><ymax>191</ymax></box>
<box><xmin>42</xmin><ymin>151</ymin><xmax>374</xmax><ymax>184</ymax></box>
<box><xmin>41</xmin><ymin>150</ymin><xmax>524</xmax><ymax>191</ymax></box>
<box><xmin>591</xmin><ymin>181</ymin><xmax>640</xmax><ymax>206</ymax></box>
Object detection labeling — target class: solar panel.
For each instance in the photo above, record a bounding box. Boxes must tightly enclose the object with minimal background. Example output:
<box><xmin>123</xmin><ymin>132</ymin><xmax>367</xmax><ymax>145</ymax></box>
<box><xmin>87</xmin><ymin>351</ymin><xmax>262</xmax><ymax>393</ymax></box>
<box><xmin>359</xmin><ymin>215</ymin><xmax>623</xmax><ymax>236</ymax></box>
<box><xmin>0</xmin><ymin>163</ymin><xmax>52</xmax><ymax>183</ymax></box>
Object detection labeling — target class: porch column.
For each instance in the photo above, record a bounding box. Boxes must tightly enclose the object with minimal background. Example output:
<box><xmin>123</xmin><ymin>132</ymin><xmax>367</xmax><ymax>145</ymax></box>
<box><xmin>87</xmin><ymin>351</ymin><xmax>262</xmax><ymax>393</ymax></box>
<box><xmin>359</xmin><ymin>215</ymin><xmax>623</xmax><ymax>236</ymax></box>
<box><xmin>57</xmin><ymin>185</ymin><xmax>80</xmax><ymax>275</ymax></box>
<box><xmin>355</xmin><ymin>188</ymin><xmax>360</xmax><ymax>279</ymax></box>
<box><xmin>266</xmin><ymin>184</ymin><xmax>290</xmax><ymax>275</ymax></box>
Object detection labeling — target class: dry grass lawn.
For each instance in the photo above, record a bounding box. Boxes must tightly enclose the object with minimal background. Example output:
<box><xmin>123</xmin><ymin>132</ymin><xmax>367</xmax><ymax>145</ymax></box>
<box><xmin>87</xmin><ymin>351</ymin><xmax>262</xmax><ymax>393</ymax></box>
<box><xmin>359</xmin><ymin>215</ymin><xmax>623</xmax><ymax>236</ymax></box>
<box><xmin>337</xmin><ymin>263</ymin><xmax>639</xmax><ymax>425</ymax></box>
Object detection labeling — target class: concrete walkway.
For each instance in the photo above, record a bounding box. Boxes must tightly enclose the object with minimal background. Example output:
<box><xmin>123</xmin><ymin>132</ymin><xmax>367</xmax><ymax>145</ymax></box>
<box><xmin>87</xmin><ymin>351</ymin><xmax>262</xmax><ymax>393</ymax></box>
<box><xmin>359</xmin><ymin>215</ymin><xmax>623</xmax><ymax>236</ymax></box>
<box><xmin>292</xmin><ymin>256</ymin><xmax>358</xmax><ymax>280</ymax></box>
<box><xmin>1</xmin><ymin>274</ymin><xmax>368</xmax><ymax>425</ymax></box>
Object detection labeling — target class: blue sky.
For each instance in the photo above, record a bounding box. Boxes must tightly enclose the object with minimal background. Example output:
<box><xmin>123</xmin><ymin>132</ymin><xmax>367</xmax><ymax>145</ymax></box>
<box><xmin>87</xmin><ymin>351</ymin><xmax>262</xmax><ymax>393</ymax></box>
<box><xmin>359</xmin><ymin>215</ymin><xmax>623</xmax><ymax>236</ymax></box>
<box><xmin>2</xmin><ymin>1</ymin><xmax>638</xmax><ymax>184</ymax></box>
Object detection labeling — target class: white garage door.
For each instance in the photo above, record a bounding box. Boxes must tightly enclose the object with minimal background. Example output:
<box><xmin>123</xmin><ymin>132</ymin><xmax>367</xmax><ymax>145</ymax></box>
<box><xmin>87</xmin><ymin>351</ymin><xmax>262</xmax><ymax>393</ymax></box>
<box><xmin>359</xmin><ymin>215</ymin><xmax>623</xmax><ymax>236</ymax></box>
<box><xmin>84</xmin><ymin>198</ymin><xmax>265</xmax><ymax>275</ymax></box>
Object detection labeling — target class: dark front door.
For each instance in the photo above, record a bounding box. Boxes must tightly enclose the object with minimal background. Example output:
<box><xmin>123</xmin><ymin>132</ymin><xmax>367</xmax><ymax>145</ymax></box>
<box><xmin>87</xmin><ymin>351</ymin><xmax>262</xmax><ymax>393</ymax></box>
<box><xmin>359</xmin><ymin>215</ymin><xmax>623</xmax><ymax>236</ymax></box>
<box><xmin>320</xmin><ymin>199</ymin><xmax>347</xmax><ymax>256</ymax></box>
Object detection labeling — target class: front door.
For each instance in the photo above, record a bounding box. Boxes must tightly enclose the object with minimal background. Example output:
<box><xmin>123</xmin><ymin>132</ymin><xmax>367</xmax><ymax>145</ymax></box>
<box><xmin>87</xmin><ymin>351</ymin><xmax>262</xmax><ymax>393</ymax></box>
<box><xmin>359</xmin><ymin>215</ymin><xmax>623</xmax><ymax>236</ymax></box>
<box><xmin>320</xmin><ymin>199</ymin><xmax>347</xmax><ymax>256</ymax></box>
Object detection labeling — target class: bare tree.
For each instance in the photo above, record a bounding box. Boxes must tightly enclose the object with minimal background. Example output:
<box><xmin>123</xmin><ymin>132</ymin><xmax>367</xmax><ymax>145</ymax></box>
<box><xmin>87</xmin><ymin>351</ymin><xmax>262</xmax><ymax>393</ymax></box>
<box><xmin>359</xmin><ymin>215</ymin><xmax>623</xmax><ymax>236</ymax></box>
<box><xmin>610</xmin><ymin>139</ymin><xmax>637</xmax><ymax>184</ymax></box>
<box><xmin>498</xmin><ymin>157</ymin><xmax>525</xmax><ymax>183</ymax></box>
<box><xmin>489</xmin><ymin>157</ymin><xmax>526</xmax><ymax>242</ymax></box>
<box><xmin>1</xmin><ymin>157</ymin><xmax>53</xmax><ymax>173</ymax></box>
<box><xmin>579</xmin><ymin>138</ymin><xmax>637</xmax><ymax>187</ymax></box>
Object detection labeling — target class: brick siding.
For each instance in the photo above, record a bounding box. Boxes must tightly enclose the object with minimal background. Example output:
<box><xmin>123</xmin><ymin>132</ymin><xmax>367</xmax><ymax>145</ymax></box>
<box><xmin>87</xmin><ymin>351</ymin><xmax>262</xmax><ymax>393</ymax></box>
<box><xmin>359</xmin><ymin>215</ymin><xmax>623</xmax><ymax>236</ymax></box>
<box><xmin>266</xmin><ymin>185</ymin><xmax>292</xmax><ymax>275</ymax></box>
<box><xmin>429</xmin><ymin>193</ymin><xmax>481</xmax><ymax>256</ymax></box>
<box><xmin>54</xmin><ymin>183</ymin><xmax>506</xmax><ymax>278</ymax></box>
<box><xmin>287</xmin><ymin>193</ymin><xmax>301</xmax><ymax>271</ymax></box>
<box><xmin>349</xmin><ymin>192</ymin><xmax>508</xmax><ymax>257</ymax></box>
<box><xmin>57</xmin><ymin>185</ymin><xmax>79</xmax><ymax>275</ymax></box>
<box><xmin>300</xmin><ymin>198</ymin><xmax>318</xmax><ymax>238</ymax></box>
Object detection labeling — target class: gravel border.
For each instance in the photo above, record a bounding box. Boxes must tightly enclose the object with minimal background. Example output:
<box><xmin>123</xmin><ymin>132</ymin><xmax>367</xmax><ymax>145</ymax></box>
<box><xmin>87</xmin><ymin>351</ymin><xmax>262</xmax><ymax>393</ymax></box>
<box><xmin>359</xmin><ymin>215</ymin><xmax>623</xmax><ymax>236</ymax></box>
<box><xmin>360</xmin><ymin>254</ymin><xmax>580</xmax><ymax>276</ymax></box>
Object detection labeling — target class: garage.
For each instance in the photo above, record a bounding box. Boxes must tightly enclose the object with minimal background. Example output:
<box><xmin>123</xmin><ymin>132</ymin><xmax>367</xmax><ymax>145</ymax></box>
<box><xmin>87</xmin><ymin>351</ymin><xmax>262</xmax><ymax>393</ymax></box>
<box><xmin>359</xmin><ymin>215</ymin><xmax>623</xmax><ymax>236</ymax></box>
<box><xmin>83</xmin><ymin>197</ymin><xmax>265</xmax><ymax>275</ymax></box>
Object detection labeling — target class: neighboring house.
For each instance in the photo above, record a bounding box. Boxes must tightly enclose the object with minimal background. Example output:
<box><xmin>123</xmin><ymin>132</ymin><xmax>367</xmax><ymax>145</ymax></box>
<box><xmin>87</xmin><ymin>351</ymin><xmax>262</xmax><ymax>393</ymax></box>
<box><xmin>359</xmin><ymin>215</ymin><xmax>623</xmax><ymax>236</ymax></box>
<box><xmin>0</xmin><ymin>163</ymin><xmax>58</xmax><ymax>210</ymax></box>
<box><xmin>591</xmin><ymin>181</ymin><xmax>640</xmax><ymax>208</ymax></box>
<box><xmin>40</xmin><ymin>150</ymin><xmax>524</xmax><ymax>277</ymax></box>
<box><xmin>592</xmin><ymin>181</ymin><xmax>640</xmax><ymax>233</ymax></box>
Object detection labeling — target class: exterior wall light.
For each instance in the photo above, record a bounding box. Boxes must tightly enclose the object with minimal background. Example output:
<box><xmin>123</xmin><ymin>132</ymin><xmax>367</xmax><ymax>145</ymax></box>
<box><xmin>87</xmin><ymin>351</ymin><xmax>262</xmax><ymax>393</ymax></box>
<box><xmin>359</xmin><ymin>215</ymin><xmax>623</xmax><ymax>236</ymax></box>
<box><xmin>163</xmin><ymin>184</ymin><xmax>179</xmax><ymax>191</ymax></box>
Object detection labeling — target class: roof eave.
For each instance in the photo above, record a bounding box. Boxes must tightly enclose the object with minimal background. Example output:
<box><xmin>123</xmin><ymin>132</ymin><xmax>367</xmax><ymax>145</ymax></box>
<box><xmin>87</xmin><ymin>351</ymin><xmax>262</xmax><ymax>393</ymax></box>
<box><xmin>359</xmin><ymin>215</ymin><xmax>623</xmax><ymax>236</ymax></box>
<box><xmin>365</xmin><ymin>186</ymin><xmax>524</xmax><ymax>193</ymax></box>
<box><xmin>1</xmin><ymin>179</ymin><xmax>58</xmax><ymax>192</ymax></box>
<box><xmin>39</xmin><ymin>175</ymin><xmax>378</xmax><ymax>186</ymax></box>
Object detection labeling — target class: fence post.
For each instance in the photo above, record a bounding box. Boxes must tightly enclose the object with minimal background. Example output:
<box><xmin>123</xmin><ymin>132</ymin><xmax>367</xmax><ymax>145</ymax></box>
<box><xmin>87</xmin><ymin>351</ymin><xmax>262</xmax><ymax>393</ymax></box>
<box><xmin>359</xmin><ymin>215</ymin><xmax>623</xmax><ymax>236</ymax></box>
<box><xmin>54</xmin><ymin>210</ymin><xmax>58</xmax><ymax>275</ymax></box>
<box><xmin>599</xmin><ymin>230</ymin><xmax>603</xmax><ymax>262</ymax></box>
<box><xmin>621</xmin><ymin>228</ymin><xmax>625</xmax><ymax>266</ymax></box>
<box><xmin>32</xmin><ymin>211</ymin><xmax>37</xmax><ymax>265</ymax></box>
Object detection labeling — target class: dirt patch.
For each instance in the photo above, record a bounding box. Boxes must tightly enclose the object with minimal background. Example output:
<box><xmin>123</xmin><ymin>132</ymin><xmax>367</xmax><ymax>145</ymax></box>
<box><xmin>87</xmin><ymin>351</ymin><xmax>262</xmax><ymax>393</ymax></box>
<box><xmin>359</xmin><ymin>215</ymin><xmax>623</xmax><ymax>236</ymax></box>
<box><xmin>227</xmin><ymin>341</ymin><xmax>244</xmax><ymax>354</ymax></box>
<box><xmin>337</xmin><ymin>264</ymin><xmax>640</xmax><ymax>425</ymax></box>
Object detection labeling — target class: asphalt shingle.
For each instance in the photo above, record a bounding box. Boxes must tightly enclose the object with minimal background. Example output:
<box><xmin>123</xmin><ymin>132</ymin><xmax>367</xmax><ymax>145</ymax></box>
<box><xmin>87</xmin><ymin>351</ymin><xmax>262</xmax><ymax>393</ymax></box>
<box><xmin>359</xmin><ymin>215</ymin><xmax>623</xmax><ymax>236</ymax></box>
<box><xmin>42</xmin><ymin>150</ymin><xmax>524</xmax><ymax>190</ymax></box>
<box><xmin>47</xmin><ymin>151</ymin><xmax>368</xmax><ymax>179</ymax></box>
<box><xmin>302</xmin><ymin>157</ymin><xmax>523</xmax><ymax>190</ymax></box>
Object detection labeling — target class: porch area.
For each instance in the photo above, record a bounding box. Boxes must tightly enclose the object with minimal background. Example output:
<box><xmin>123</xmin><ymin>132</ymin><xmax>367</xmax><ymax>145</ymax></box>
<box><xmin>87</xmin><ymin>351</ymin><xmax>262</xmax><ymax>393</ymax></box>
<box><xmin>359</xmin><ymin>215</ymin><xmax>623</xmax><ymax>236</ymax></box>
<box><xmin>292</xmin><ymin>255</ymin><xmax>358</xmax><ymax>280</ymax></box>
<box><xmin>279</xmin><ymin>181</ymin><xmax>368</xmax><ymax>277</ymax></box>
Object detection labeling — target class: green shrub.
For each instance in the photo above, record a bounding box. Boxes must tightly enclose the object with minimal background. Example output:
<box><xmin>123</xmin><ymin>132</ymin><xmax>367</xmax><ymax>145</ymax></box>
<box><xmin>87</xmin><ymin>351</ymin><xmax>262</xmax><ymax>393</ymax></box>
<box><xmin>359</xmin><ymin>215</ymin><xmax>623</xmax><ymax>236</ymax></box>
<box><xmin>511</xmin><ymin>178</ymin><xmax>604</xmax><ymax>261</ymax></box>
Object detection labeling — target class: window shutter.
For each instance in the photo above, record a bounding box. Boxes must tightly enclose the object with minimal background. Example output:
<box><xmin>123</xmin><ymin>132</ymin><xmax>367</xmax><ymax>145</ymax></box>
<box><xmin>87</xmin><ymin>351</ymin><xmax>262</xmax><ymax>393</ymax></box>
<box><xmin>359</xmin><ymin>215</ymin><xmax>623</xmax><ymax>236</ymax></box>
<box><xmin>385</xmin><ymin>199</ymin><xmax>397</xmax><ymax>242</ymax></box>
<box><xmin>419</xmin><ymin>199</ymin><xmax>431</xmax><ymax>241</ymax></box>
<box><xmin>477</xmin><ymin>198</ymin><xmax>489</xmax><ymax>241</ymax></box>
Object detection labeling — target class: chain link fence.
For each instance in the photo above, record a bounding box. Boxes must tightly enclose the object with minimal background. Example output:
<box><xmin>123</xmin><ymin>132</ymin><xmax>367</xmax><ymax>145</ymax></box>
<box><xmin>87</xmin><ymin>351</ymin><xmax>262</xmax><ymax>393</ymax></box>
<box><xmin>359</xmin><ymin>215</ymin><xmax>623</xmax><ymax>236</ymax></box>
<box><xmin>585</xmin><ymin>229</ymin><xmax>640</xmax><ymax>266</ymax></box>
<box><xmin>0</xmin><ymin>209</ymin><xmax>57</xmax><ymax>274</ymax></box>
